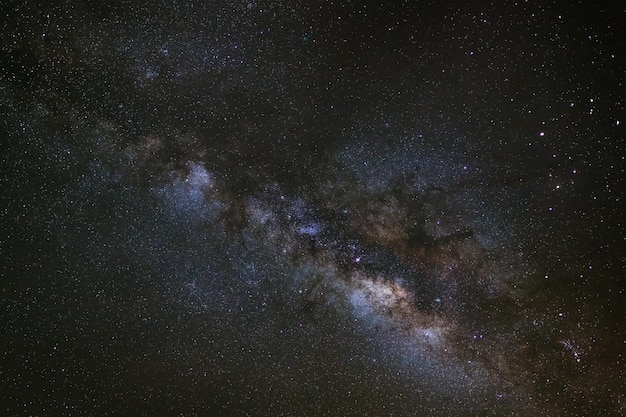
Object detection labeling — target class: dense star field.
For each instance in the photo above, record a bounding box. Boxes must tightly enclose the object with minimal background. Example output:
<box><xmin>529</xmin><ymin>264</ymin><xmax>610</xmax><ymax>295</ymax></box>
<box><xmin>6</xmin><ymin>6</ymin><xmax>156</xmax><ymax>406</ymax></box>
<box><xmin>1</xmin><ymin>1</ymin><xmax>624</xmax><ymax>416</ymax></box>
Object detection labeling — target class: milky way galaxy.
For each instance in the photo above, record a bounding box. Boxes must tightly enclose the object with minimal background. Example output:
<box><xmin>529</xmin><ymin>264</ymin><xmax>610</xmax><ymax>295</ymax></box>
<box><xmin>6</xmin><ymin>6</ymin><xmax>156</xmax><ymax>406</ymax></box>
<box><xmin>2</xmin><ymin>1</ymin><xmax>624</xmax><ymax>416</ymax></box>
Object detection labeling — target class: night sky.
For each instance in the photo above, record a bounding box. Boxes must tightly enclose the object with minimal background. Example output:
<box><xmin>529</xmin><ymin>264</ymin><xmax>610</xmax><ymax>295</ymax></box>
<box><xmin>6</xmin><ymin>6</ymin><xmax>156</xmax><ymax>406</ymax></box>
<box><xmin>1</xmin><ymin>1</ymin><xmax>625</xmax><ymax>416</ymax></box>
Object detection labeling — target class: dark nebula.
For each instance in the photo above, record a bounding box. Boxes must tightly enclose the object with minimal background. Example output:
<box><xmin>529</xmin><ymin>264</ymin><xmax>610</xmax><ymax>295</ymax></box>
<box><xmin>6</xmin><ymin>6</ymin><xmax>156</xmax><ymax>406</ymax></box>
<box><xmin>2</xmin><ymin>1</ymin><xmax>624</xmax><ymax>416</ymax></box>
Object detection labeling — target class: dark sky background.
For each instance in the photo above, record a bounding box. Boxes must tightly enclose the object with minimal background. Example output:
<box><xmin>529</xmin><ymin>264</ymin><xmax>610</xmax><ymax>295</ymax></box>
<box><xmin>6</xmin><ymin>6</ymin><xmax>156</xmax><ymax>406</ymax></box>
<box><xmin>1</xmin><ymin>1</ymin><xmax>624</xmax><ymax>416</ymax></box>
